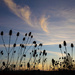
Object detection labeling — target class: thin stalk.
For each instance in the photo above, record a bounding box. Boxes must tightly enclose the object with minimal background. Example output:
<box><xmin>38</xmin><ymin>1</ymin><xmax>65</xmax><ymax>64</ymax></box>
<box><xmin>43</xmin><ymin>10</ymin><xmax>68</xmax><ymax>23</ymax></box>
<box><xmin>72</xmin><ymin>48</ymin><xmax>73</xmax><ymax>59</ymax></box>
<box><xmin>65</xmin><ymin>46</ymin><xmax>67</xmax><ymax>57</ymax></box>
<box><xmin>1</xmin><ymin>36</ymin><xmax>7</xmax><ymax>53</ymax></box>
<box><xmin>60</xmin><ymin>48</ymin><xmax>63</xmax><ymax>57</ymax></box>
<box><xmin>7</xmin><ymin>35</ymin><xmax>11</xmax><ymax>68</ymax></box>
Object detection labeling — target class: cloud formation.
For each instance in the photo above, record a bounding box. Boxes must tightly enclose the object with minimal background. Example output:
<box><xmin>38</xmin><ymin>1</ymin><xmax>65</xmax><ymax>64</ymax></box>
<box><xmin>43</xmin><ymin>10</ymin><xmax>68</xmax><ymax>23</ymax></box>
<box><xmin>46</xmin><ymin>50</ymin><xmax>65</xmax><ymax>57</ymax></box>
<box><xmin>4</xmin><ymin>0</ymin><xmax>49</xmax><ymax>33</ymax></box>
<box><xmin>40</xmin><ymin>15</ymin><xmax>49</xmax><ymax>33</ymax></box>
<box><xmin>4</xmin><ymin>0</ymin><xmax>33</xmax><ymax>27</ymax></box>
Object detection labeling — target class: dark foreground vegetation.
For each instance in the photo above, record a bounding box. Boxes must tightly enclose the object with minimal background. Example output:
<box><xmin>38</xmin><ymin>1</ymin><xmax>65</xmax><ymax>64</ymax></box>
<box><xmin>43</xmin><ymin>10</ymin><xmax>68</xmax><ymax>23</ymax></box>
<box><xmin>0</xmin><ymin>70</ymin><xmax>75</xmax><ymax>75</ymax></box>
<box><xmin>0</xmin><ymin>30</ymin><xmax>75</xmax><ymax>75</ymax></box>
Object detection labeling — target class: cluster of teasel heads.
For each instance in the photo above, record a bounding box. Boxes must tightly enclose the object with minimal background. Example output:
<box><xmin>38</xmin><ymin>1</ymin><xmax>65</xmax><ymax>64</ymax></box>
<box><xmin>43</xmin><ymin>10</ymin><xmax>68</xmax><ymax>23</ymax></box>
<box><xmin>0</xmin><ymin>30</ymin><xmax>47</xmax><ymax>71</ymax></box>
<box><xmin>51</xmin><ymin>41</ymin><xmax>75</xmax><ymax>70</ymax></box>
<box><xmin>27</xmin><ymin>44</ymin><xmax>47</xmax><ymax>70</ymax></box>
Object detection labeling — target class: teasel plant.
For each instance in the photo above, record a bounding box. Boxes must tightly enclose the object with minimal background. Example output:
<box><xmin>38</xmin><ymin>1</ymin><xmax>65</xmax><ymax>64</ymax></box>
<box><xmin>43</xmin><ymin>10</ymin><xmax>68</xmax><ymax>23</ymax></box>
<box><xmin>71</xmin><ymin>43</ymin><xmax>74</xmax><ymax>59</ymax></box>
<box><xmin>58</xmin><ymin>41</ymin><xmax>75</xmax><ymax>70</ymax></box>
<box><xmin>15</xmin><ymin>32</ymin><xmax>34</xmax><ymax>69</ymax></box>
<box><xmin>42</xmin><ymin>50</ymin><xmax>47</xmax><ymax>71</ymax></box>
<box><xmin>27</xmin><ymin>43</ymin><xmax>46</xmax><ymax>70</ymax></box>
<box><xmin>59</xmin><ymin>44</ymin><xmax>63</xmax><ymax>57</ymax></box>
<box><xmin>52</xmin><ymin>58</ymin><xmax>55</xmax><ymax>70</ymax></box>
<box><xmin>0</xmin><ymin>50</ymin><xmax>4</xmax><ymax>70</ymax></box>
<box><xmin>0</xmin><ymin>30</ymin><xmax>20</xmax><ymax>70</ymax></box>
<box><xmin>63</xmin><ymin>41</ymin><xmax>67</xmax><ymax>57</ymax></box>
<box><xmin>27</xmin><ymin>42</ymin><xmax>38</xmax><ymax>70</ymax></box>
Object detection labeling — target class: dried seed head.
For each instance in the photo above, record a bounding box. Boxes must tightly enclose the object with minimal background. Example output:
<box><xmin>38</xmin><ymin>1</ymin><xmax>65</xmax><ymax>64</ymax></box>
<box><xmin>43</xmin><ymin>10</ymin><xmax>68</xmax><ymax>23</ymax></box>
<box><xmin>34</xmin><ymin>44</ymin><xmax>37</xmax><ymax>47</ymax></box>
<box><xmin>20</xmin><ymin>44</ymin><xmax>24</xmax><ymax>48</ymax></box>
<box><xmin>2</xmin><ymin>62</ymin><xmax>5</xmax><ymax>66</ymax></box>
<box><xmin>59</xmin><ymin>44</ymin><xmax>62</xmax><ymax>48</ymax></box>
<box><xmin>34</xmin><ymin>50</ymin><xmax>37</xmax><ymax>54</ymax></box>
<box><xmin>9</xmin><ymin>30</ymin><xmax>12</xmax><ymax>36</ymax></box>
<box><xmin>27</xmin><ymin>62</ymin><xmax>30</xmax><ymax>68</ymax></box>
<box><xmin>31</xmin><ymin>35</ymin><xmax>33</xmax><ymax>38</ymax></box>
<box><xmin>13</xmin><ymin>43</ymin><xmax>16</xmax><ymax>47</ymax></box>
<box><xmin>14</xmin><ymin>51</ymin><xmax>16</xmax><ymax>53</ymax></box>
<box><xmin>45</xmin><ymin>53</ymin><xmax>47</xmax><ymax>56</ymax></box>
<box><xmin>23</xmin><ymin>37</ymin><xmax>25</xmax><ymax>41</ymax></box>
<box><xmin>25</xmin><ymin>33</ymin><xmax>27</xmax><ymax>36</ymax></box>
<box><xmin>33</xmin><ymin>41</ymin><xmax>36</xmax><ymax>44</ymax></box>
<box><xmin>39</xmin><ymin>43</ymin><xmax>42</xmax><ymax>46</ymax></box>
<box><xmin>23</xmin><ymin>54</ymin><xmax>26</xmax><ymax>57</ymax></box>
<box><xmin>43</xmin><ymin>50</ymin><xmax>46</xmax><ymax>55</ymax></box>
<box><xmin>71</xmin><ymin>43</ymin><xmax>74</xmax><ymax>48</ymax></box>
<box><xmin>1</xmin><ymin>31</ymin><xmax>3</xmax><ymax>36</ymax></box>
<box><xmin>17</xmin><ymin>32</ymin><xmax>20</xmax><ymax>36</ymax></box>
<box><xmin>1</xmin><ymin>51</ymin><xmax>3</xmax><ymax>55</ymax></box>
<box><xmin>13</xmin><ymin>65</ymin><xmax>16</xmax><ymax>68</ymax></box>
<box><xmin>63</xmin><ymin>41</ymin><xmax>67</xmax><ymax>46</ymax></box>
<box><xmin>20</xmin><ymin>64</ymin><xmax>22</xmax><ymax>67</ymax></box>
<box><xmin>29</xmin><ymin>32</ymin><xmax>31</xmax><ymax>36</ymax></box>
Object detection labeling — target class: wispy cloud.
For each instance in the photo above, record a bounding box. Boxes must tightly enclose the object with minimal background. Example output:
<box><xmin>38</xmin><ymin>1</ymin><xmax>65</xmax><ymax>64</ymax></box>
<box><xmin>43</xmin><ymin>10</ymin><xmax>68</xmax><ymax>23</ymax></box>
<box><xmin>4</xmin><ymin>0</ymin><xmax>32</xmax><ymax>26</ymax></box>
<box><xmin>46</xmin><ymin>50</ymin><xmax>65</xmax><ymax>57</ymax></box>
<box><xmin>39</xmin><ymin>15</ymin><xmax>49</xmax><ymax>33</ymax></box>
<box><xmin>3</xmin><ymin>0</ymin><xmax>75</xmax><ymax>46</ymax></box>
<box><xmin>4</xmin><ymin>0</ymin><xmax>49</xmax><ymax>33</ymax></box>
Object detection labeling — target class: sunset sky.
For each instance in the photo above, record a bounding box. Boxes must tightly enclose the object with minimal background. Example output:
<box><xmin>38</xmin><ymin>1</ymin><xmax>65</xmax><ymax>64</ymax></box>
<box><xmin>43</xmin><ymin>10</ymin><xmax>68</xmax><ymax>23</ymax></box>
<box><xmin>0</xmin><ymin>0</ymin><xmax>75</xmax><ymax>70</ymax></box>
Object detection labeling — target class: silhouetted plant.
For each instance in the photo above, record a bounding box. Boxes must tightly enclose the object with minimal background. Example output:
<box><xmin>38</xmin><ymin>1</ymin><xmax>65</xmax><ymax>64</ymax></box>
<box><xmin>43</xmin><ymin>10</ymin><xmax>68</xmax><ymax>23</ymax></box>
<box><xmin>59</xmin><ymin>44</ymin><xmax>63</xmax><ymax>57</ymax></box>
<box><xmin>0</xmin><ymin>30</ymin><xmax>40</xmax><ymax>71</ymax></box>
<box><xmin>52</xmin><ymin>59</ymin><xmax>55</xmax><ymax>69</ymax></box>
<box><xmin>63</xmin><ymin>41</ymin><xmax>67</xmax><ymax>56</ymax></box>
<box><xmin>71</xmin><ymin>43</ymin><xmax>74</xmax><ymax>59</ymax></box>
<box><xmin>58</xmin><ymin>41</ymin><xmax>75</xmax><ymax>70</ymax></box>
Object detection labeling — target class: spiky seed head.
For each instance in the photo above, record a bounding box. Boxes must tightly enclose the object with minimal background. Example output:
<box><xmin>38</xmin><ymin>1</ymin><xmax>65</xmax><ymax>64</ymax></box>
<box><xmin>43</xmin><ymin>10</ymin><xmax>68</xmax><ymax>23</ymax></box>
<box><xmin>68</xmin><ymin>53</ymin><xmax>70</xmax><ymax>56</ymax></box>
<box><xmin>43</xmin><ymin>50</ymin><xmax>46</xmax><ymax>55</ymax></box>
<box><xmin>14</xmin><ymin>51</ymin><xmax>16</xmax><ymax>53</ymax></box>
<box><xmin>31</xmin><ymin>35</ymin><xmax>33</xmax><ymax>38</ymax></box>
<box><xmin>17</xmin><ymin>32</ymin><xmax>20</xmax><ymax>36</ymax></box>
<box><xmin>9</xmin><ymin>30</ymin><xmax>12</xmax><ymax>36</ymax></box>
<box><xmin>1</xmin><ymin>31</ymin><xmax>3</xmax><ymax>36</ymax></box>
<box><xmin>27</xmin><ymin>62</ymin><xmax>30</xmax><ymax>68</ymax></box>
<box><xmin>63</xmin><ymin>41</ymin><xmax>67</xmax><ymax>46</ymax></box>
<box><xmin>20</xmin><ymin>44</ymin><xmax>22</xmax><ymax>46</ymax></box>
<box><xmin>29</xmin><ymin>32</ymin><xmax>31</xmax><ymax>36</ymax></box>
<box><xmin>20</xmin><ymin>44</ymin><xmax>24</xmax><ymax>48</ymax></box>
<box><xmin>13</xmin><ymin>65</ymin><xmax>16</xmax><ymax>68</ymax></box>
<box><xmin>21</xmin><ymin>44</ymin><xmax>24</xmax><ymax>48</ymax></box>
<box><xmin>13</xmin><ymin>43</ymin><xmax>16</xmax><ymax>47</ymax></box>
<box><xmin>23</xmin><ymin>37</ymin><xmax>25</xmax><ymax>41</ymax></box>
<box><xmin>34</xmin><ymin>50</ymin><xmax>37</xmax><ymax>54</ymax></box>
<box><xmin>39</xmin><ymin>43</ymin><xmax>43</xmax><ymax>46</ymax></box>
<box><xmin>64</xmin><ymin>51</ymin><xmax>66</xmax><ymax>54</ymax></box>
<box><xmin>23</xmin><ymin>54</ymin><xmax>26</xmax><ymax>57</ymax></box>
<box><xmin>20</xmin><ymin>64</ymin><xmax>22</xmax><ymax>67</ymax></box>
<box><xmin>71</xmin><ymin>43</ymin><xmax>74</xmax><ymax>48</ymax></box>
<box><xmin>59</xmin><ymin>44</ymin><xmax>62</xmax><ymax>48</ymax></box>
<box><xmin>33</xmin><ymin>41</ymin><xmax>36</xmax><ymax>44</ymax></box>
<box><xmin>25</xmin><ymin>33</ymin><xmax>27</xmax><ymax>36</ymax></box>
<box><xmin>73</xmin><ymin>60</ymin><xmax>74</xmax><ymax>62</ymax></box>
<box><xmin>1</xmin><ymin>51</ymin><xmax>3</xmax><ymax>55</ymax></box>
<box><xmin>2</xmin><ymin>62</ymin><xmax>5</xmax><ymax>66</ymax></box>
<box><xmin>45</xmin><ymin>53</ymin><xmax>47</xmax><ymax>56</ymax></box>
<box><xmin>34</xmin><ymin>44</ymin><xmax>37</xmax><ymax>47</ymax></box>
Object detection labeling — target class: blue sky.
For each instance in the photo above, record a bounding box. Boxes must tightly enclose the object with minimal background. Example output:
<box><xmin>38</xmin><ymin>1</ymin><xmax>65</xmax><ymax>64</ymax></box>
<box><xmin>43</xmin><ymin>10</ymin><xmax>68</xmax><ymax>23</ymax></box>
<box><xmin>0</xmin><ymin>0</ymin><xmax>75</xmax><ymax>70</ymax></box>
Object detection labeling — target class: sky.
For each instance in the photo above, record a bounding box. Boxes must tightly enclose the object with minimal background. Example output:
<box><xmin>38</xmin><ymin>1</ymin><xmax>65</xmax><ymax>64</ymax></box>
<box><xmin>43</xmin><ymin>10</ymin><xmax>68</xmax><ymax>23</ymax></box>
<box><xmin>0</xmin><ymin>0</ymin><xmax>75</xmax><ymax>70</ymax></box>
